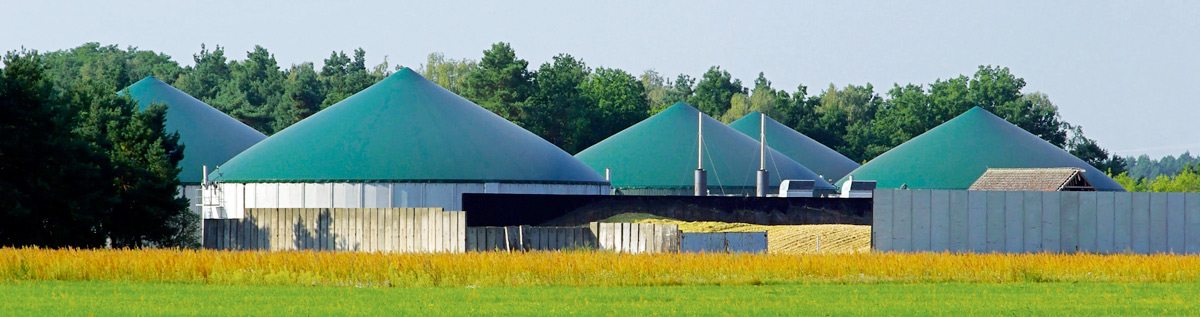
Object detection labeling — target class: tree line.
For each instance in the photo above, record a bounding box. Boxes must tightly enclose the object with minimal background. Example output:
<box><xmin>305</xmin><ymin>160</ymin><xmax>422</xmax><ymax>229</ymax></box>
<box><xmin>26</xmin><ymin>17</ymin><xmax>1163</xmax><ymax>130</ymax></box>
<box><xmin>34</xmin><ymin>42</ymin><xmax>1125</xmax><ymax>171</ymax></box>
<box><xmin>1</xmin><ymin>50</ymin><xmax>195</xmax><ymax>248</ymax></box>
<box><xmin>2</xmin><ymin>42</ymin><xmax>1132</xmax><ymax>247</ymax></box>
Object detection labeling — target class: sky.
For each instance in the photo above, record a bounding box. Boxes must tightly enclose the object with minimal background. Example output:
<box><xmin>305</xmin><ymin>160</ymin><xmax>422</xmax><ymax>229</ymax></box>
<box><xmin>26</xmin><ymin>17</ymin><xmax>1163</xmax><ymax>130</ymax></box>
<box><xmin>4</xmin><ymin>0</ymin><xmax>1198</xmax><ymax>158</ymax></box>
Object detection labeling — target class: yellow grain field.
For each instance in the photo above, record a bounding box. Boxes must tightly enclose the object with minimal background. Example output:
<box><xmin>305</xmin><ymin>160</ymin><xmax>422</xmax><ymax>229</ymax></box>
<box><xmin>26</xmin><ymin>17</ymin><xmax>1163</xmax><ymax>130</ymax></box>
<box><xmin>3</xmin><ymin>248</ymin><xmax>1200</xmax><ymax>287</ymax></box>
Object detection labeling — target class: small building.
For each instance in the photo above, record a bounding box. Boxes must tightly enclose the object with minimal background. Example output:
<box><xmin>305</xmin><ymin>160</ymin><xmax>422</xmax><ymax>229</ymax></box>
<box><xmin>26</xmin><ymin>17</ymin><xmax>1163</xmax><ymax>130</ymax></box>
<box><xmin>121</xmin><ymin>77</ymin><xmax>267</xmax><ymax>216</ymax></box>
<box><xmin>968</xmin><ymin>167</ymin><xmax>1096</xmax><ymax>191</ymax></box>
<box><xmin>205</xmin><ymin>68</ymin><xmax>608</xmax><ymax>218</ymax></box>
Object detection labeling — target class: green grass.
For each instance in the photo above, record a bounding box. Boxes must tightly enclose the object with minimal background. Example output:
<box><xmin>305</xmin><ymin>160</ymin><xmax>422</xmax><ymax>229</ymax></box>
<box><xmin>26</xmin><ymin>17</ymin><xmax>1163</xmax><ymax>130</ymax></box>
<box><xmin>3</xmin><ymin>281</ymin><xmax>1198</xmax><ymax>315</ymax></box>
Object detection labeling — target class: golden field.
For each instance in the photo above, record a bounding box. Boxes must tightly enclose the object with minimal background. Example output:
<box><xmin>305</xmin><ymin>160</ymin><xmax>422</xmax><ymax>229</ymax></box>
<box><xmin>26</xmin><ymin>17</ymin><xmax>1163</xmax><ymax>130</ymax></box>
<box><xmin>2</xmin><ymin>248</ymin><xmax>1200</xmax><ymax>287</ymax></box>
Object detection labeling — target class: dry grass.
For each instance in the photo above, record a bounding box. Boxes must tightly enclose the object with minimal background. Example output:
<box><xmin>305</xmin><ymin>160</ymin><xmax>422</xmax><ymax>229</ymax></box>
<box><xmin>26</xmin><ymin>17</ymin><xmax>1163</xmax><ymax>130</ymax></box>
<box><xmin>2</xmin><ymin>248</ymin><xmax>1200</xmax><ymax>287</ymax></box>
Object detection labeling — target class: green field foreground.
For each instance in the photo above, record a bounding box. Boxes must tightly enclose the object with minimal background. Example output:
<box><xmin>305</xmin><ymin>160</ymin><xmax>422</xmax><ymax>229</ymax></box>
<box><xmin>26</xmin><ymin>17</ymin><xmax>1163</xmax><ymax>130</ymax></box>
<box><xmin>4</xmin><ymin>281</ymin><xmax>1198</xmax><ymax>315</ymax></box>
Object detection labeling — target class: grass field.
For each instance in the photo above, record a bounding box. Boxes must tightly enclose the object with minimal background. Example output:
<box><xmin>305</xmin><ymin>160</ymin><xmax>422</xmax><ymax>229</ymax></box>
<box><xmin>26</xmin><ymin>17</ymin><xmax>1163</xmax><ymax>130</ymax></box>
<box><xmin>3</xmin><ymin>281</ymin><xmax>1198</xmax><ymax>315</ymax></box>
<box><xmin>4</xmin><ymin>248</ymin><xmax>1200</xmax><ymax>314</ymax></box>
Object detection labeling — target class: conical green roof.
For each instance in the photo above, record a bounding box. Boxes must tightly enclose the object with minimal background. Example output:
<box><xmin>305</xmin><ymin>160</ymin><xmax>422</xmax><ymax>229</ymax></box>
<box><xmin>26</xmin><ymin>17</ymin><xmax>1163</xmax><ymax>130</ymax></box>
<box><xmin>837</xmin><ymin>107</ymin><xmax>1124</xmax><ymax>191</ymax></box>
<box><xmin>729</xmin><ymin>111</ymin><xmax>860</xmax><ymax>182</ymax></box>
<box><xmin>211</xmin><ymin>68</ymin><xmax>607</xmax><ymax>184</ymax></box>
<box><xmin>122</xmin><ymin>76</ymin><xmax>267</xmax><ymax>184</ymax></box>
<box><xmin>575</xmin><ymin>102</ymin><xmax>834</xmax><ymax>192</ymax></box>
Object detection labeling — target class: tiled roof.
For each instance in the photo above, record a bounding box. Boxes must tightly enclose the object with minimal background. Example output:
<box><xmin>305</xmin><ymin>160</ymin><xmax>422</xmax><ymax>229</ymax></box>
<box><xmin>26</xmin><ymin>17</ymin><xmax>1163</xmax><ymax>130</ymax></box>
<box><xmin>968</xmin><ymin>168</ymin><xmax>1093</xmax><ymax>191</ymax></box>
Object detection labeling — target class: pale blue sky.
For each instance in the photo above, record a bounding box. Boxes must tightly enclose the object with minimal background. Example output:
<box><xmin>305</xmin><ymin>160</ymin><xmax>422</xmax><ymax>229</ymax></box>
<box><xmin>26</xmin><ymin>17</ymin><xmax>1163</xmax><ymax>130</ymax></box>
<box><xmin>4</xmin><ymin>0</ymin><xmax>1198</xmax><ymax>158</ymax></box>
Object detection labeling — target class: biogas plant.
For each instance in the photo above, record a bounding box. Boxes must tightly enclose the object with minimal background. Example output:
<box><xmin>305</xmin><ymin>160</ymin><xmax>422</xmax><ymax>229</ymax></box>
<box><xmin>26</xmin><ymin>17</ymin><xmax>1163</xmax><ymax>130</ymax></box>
<box><xmin>121</xmin><ymin>67</ymin><xmax>1134</xmax><ymax>254</ymax></box>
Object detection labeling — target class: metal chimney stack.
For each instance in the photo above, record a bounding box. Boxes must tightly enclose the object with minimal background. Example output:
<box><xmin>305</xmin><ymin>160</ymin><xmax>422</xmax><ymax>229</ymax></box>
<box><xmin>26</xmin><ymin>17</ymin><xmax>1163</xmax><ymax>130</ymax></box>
<box><xmin>756</xmin><ymin>113</ymin><xmax>768</xmax><ymax>197</ymax></box>
<box><xmin>695</xmin><ymin>111</ymin><xmax>707</xmax><ymax>197</ymax></box>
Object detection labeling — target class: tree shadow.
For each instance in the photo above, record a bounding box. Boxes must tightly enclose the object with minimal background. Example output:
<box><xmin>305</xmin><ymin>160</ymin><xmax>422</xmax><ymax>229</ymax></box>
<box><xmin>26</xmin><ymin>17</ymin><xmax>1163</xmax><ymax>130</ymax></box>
<box><xmin>292</xmin><ymin>209</ymin><xmax>356</xmax><ymax>251</ymax></box>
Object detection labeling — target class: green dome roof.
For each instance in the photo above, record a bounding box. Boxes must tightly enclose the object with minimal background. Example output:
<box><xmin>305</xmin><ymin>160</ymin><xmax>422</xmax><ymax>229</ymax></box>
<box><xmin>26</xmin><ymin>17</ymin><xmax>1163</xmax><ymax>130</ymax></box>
<box><xmin>729</xmin><ymin>111</ymin><xmax>860</xmax><ymax>182</ymax></box>
<box><xmin>122</xmin><ymin>76</ymin><xmax>266</xmax><ymax>184</ymax></box>
<box><xmin>211</xmin><ymin>68</ymin><xmax>607</xmax><ymax>184</ymax></box>
<box><xmin>837</xmin><ymin>107</ymin><xmax>1125</xmax><ymax>191</ymax></box>
<box><xmin>575</xmin><ymin>102</ymin><xmax>834</xmax><ymax>191</ymax></box>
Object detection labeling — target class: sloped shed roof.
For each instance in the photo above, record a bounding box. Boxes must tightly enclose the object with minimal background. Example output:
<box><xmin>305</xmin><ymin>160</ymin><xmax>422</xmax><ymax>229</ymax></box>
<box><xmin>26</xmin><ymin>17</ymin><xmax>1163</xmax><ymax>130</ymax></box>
<box><xmin>837</xmin><ymin>107</ymin><xmax>1124</xmax><ymax>191</ymax></box>
<box><xmin>211</xmin><ymin>68</ymin><xmax>607</xmax><ymax>184</ymax></box>
<box><xmin>575</xmin><ymin>102</ymin><xmax>834</xmax><ymax>192</ymax></box>
<box><xmin>969</xmin><ymin>168</ymin><xmax>1095</xmax><ymax>191</ymax></box>
<box><xmin>122</xmin><ymin>76</ymin><xmax>267</xmax><ymax>184</ymax></box>
<box><xmin>729</xmin><ymin>111</ymin><xmax>860</xmax><ymax>182</ymax></box>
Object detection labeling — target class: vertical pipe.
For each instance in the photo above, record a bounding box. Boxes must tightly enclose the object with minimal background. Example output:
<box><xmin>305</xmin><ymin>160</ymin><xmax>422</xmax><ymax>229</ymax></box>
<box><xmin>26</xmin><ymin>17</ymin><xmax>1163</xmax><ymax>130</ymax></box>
<box><xmin>757</xmin><ymin>113</ymin><xmax>768</xmax><ymax>197</ymax></box>
<box><xmin>202</xmin><ymin>165</ymin><xmax>208</xmax><ymax>186</ymax></box>
<box><xmin>605</xmin><ymin>168</ymin><xmax>611</xmax><ymax>181</ymax></box>
<box><xmin>757</xmin><ymin>170</ymin><xmax>769</xmax><ymax>197</ymax></box>
<box><xmin>697</xmin><ymin>112</ymin><xmax>703</xmax><ymax>170</ymax></box>
<box><xmin>759</xmin><ymin>113</ymin><xmax>765</xmax><ymax>171</ymax></box>
<box><xmin>696</xmin><ymin>111</ymin><xmax>706</xmax><ymax>196</ymax></box>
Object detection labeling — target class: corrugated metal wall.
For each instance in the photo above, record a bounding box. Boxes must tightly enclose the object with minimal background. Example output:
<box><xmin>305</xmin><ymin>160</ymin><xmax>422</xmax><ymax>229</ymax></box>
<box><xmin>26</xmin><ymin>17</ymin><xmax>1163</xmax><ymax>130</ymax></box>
<box><xmin>205</xmin><ymin>182</ymin><xmax>610</xmax><ymax>219</ymax></box>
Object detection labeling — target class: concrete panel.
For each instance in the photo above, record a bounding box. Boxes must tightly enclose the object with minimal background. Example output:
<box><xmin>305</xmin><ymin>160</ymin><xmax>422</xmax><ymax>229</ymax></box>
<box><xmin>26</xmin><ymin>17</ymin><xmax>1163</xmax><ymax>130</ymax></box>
<box><xmin>1004</xmin><ymin>192</ymin><xmax>1024</xmax><ymax>253</ymax></box>
<box><xmin>444</xmin><ymin>212</ymin><xmax>453</xmax><ymax>253</ymax></box>
<box><xmin>968</xmin><ymin>191</ymin><xmax>988</xmax><ymax>252</ymax></box>
<box><xmin>1167</xmin><ymin>193</ymin><xmax>1186</xmax><ymax>253</ymax></box>
<box><xmin>892</xmin><ymin>190</ymin><xmax>913</xmax><ymax>252</ymax></box>
<box><xmin>615</xmin><ymin>223</ymin><xmax>626</xmax><ymax>253</ymax></box>
<box><xmin>1150</xmin><ymin>193</ymin><xmax>1169</xmax><ymax>253</ymax></box>
<box><xmin>481</xmin><ymin>227</ymin><xmax>493</xmax><ymax>251</ymax></box>
<box><xmin>398</xmin><ymin>209</ymin><xmax>409</xmax><ymax>252</ymax></box>
<box><xmin>1131</xmin><ymin>192</ymin><xmax>1151</xmax><ymax>254</ymax></box>
<box><xmin>872</xmin><ymin>190</ymin><xmax>893</xmax><ymax>251</ymax></box>
<box><xmin>1060</xmin><ymin>191</ymin><xmax>1079</xmax><ymax>253</ymax></box>
<box><xmin>458</xmin><ymin>212</ymin><xmax>466</xmax><ymax>253</ymax></box>
<box><xmin>1020</xmin><ymin>191</ymin><xmax>1042</xmax><ymax>252</ymax></box>
<box><xmin>948</xmin><ymin>190</ymin><xmax>969</xmax><ymax>252</ymax></box>
<box><xmin>912</xmin><ymin>190</ymin><xmax>932</xmax><ymax>251</ymax></box>
<box><xmin>1113</xmin><ymin>193</ymin><xmax>1133</xmax><ymax>252</ymax></box>
<box><xmin>986</xmin><ymin>191</ymin><xmax>1006</xmax><ymax>253</ymax></box>
<box><xmin>465</xmin><ymin>227</ymin><xmax>477</xmax><ymax>252</ymax></box>
<box><xmin>1078</xmin><ymin>192</ymin><xmax>1097</xmax><ymax>253</ymax></box>
<box><xmin>1041</xmin><ymin>192</ymin><xmax>1061</xmax><ymax>253</ymax></box>
<box><xmin>1095</xmin><ymin>192</ymin><xmax>1115</xmax><ymax>253</ymax></box>
<box><xmin>930</xmin><ymin>190</ymin><xmax>951</xmax><ymax>252</ymax></box>
<box><xmin>728</xmin><ymin>232</ymin><xmax>768</xmax><ymax>253</ymax></box>
<box><xmin>1188</xmin><ymin>193</ymin><xmax>1200</xmax><ymax>254</ymax></box>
